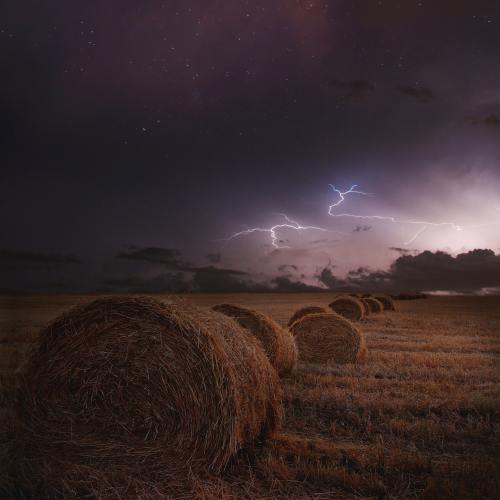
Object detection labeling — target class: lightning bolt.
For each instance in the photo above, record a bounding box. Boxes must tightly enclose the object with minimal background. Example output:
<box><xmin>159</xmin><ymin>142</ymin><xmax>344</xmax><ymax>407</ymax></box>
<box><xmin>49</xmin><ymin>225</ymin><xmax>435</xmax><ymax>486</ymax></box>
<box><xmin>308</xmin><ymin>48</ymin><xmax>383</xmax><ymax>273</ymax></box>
<box><xmin>403</xmin><ymin>225</ymin><xmax>428</xmax><ymax>246</ymax></box>
<box><xmin>225</xmin><ymin>187</ymin><xmax>499</xmax><ymax>252</ymax></box>
<box><xmin>328</xmin><ymin>184</ymin><xmax>373</xmax><ymax>211</ymax></box>
<box><xmin>226</xmin><ymin>213</ymin><xmax>333</xmax><ymax>249</ymax></box>
<box><xmin>328</xmin><ymin>184</ymin><xmax>463</xmax><ymax>245</ymax></box>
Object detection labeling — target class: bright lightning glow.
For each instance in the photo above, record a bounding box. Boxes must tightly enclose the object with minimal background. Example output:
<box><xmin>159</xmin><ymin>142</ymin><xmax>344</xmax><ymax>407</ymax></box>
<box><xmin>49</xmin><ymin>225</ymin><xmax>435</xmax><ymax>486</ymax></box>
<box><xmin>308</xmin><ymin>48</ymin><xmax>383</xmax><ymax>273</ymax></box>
<box><xmin>225</xmin><ymin>186</ymin><xmax>500</xmax><ymax>253</ymax></box>
<box><xmin>328</xmin><ymin>184</ymin><xmax>463</xmax><ymax>244</ymax></box>
<box><xmin>226</xmin><ymin>213</ymin><xmax>332</xmax><ymax>249</ymax></box>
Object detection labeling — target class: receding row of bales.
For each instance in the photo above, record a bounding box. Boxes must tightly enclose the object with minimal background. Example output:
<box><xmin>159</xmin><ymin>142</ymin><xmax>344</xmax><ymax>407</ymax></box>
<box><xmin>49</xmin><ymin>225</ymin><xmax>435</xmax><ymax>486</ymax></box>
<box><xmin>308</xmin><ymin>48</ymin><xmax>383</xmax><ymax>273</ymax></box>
<box><xmin>4</xmin><ymin>293</ymin><xmax>395</xmax><ymax>496</ymax></box>
<box><xmin>285</xmin><ymin>294</ymin><xmax>395</xmax><ymax>365</ymax></box>
<box><xmin>328</xmin><ymin>293</ymin><xmax>395</xmax><ymax>320</ymax></box>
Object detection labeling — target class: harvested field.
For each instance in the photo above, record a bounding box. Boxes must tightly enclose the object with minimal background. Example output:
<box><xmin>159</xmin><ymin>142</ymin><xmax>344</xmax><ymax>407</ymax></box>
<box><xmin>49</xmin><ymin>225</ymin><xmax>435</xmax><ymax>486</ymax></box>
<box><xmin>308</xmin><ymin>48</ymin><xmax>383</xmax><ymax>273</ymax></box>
<box><xmin>1</xmin><ymin>294</ymin><xmax>499</xmax><ymax>498</ymax></box>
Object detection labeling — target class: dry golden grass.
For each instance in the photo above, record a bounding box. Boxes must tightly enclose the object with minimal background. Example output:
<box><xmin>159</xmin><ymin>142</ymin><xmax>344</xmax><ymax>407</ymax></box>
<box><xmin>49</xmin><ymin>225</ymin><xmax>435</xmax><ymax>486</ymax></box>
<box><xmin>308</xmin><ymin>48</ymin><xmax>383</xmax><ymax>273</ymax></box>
<box><xmin>1</xmin><ymin>293</ymin><xmax>499</xmax><ymax>498</ymax></box>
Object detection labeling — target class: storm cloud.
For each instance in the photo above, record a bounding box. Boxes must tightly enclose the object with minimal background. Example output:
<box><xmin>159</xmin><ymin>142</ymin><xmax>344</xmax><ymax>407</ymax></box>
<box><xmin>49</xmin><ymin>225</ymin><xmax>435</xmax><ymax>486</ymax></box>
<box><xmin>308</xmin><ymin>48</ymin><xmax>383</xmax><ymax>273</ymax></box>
<box><xmin>116</xmin><ymin>247</ymin><xmax>192</xmax><ymax>271</ymax></box>
<box><xmin>191</xmin><ymin>267</ymin><xmax>262</xmax><ymax>293</ymax></box>
<box><xmin>353</xmin><ymin>225</ymin><xmax>371</xmax><ymax>233</ymax></box>
<box><xmin>271</xmin><ymin>276</ymin><xmax>322</xmax><ymax>292</ymax></box>
<box><xmin>323</xmin><ymin>249</ymin><xmax>500</xmax><ymax>293</ymax></box>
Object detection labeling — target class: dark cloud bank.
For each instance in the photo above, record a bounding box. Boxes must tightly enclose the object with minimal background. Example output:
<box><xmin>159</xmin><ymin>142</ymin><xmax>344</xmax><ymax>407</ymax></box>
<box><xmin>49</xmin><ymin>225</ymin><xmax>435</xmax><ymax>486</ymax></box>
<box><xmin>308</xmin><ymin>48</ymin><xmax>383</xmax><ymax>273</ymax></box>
<box><xmin>2</xmin><ymin>247</ymin><xmax>499</xmax><ymax>295</ymax></box>
<box><xmin>318</xmin><ymin>249</ymin><xmax>500</xmax><ymax>294</ymax></box>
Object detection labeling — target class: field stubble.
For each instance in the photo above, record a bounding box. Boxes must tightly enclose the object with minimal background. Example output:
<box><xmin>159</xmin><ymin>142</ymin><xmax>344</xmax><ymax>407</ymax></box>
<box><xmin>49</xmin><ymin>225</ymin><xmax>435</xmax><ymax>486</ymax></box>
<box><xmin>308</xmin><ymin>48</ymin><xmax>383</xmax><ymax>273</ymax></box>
<box><xmin>0</xmin><ymin>294</ymin><xmax>499</xmax><ymax>498</ymax></box>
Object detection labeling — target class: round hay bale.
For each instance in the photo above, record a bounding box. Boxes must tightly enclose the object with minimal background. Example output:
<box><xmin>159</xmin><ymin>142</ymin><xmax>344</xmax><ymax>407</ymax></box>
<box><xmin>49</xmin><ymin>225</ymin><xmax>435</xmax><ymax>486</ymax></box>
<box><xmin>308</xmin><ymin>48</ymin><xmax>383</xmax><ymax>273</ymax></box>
<box><xmin>362</xmin><ymin>297</ymin><xmax>383</xmax><ymax>314</ymax></box>
<box><xmin>374</xmin><ymin>295</ymin><xmax>396</xmax><ymax>311</ymax></box>
<box><xmin>10</xmin><ymin>297</ymin><xmax>282</xmax><ymax>497</ymax></box>
<box><xmin>358</xmin><ymin>299</ymin><xmax>371</xmax><ymax>316</ymax></box>
<box><xmin>289</xmin><ymin>313</ymin><xmax>367</xmax><ymax>364</ymax></box>
<box><xmin>212</xmin><ymin>304</ymin><xmax>297</xmax><ymax>376</ymax></box>
<box><xmin>287</xmin><ymin>306</ymin><xmax>327</xmax><ymax>327</ymax></box>
<box><xmin>328</xmin><ymin>296</ymin><xmax>364</xmax><ymax>322</ymax></box>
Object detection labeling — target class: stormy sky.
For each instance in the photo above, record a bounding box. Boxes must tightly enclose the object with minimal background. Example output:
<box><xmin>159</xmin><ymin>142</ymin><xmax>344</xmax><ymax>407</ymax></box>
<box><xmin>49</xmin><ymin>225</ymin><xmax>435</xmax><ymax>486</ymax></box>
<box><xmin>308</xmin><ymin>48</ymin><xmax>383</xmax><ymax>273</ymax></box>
<box><xmin>2</xmin><ymin>1</ymin><xmax>500</xmax><ymax>293</ymax></box>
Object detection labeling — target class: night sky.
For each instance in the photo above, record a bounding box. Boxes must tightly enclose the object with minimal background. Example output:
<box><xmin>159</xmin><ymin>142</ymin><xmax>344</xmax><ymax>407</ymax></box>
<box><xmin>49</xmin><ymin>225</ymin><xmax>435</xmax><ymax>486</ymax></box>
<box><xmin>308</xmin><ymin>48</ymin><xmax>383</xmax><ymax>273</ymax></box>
<box><xmin>2</xmin><ymin>1</ymin><xmax>500</xmax><ymax>293</ymax></box>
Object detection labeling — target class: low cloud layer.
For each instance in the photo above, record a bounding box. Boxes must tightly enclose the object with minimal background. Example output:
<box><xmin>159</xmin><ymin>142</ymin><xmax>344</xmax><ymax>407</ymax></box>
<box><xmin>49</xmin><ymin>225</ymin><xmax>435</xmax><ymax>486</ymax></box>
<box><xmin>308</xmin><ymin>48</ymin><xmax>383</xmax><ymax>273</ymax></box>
<box><xmin>353</xmin><ymin>225</ymin><xmax>371</xmax><ymax>233</ymax></box>
<box><xmin>389</xmin><ymin>247</ymin><xmax>412</xmax><ymax>255</ymax></box>
<box><xmin>2</xmin><ymin>246</ymin><xmax>500</xmax><ymax>294</ymax></box>
<box><xmin>191</xmin><ymin>266</ymin><xmax>255</xmax><ymax>293</ymax></box>
<box><xmin>277</xmin><ymin>263</ymin><xmax>299</xmax><ymax>273</ymax></box>
<box><xmin>205</xmin><ymin>253</ymin><xmax>222</xmax><ymax>264</ymax></box>
<box><xmin>319</xmin><ymin>249</ymin><xmax>500</xmax><ymax>293</ymax></box>
<box><xmin>116</xmin><ymin>247</ymin><xmax>192</xmax><ymax>271</ymax></box>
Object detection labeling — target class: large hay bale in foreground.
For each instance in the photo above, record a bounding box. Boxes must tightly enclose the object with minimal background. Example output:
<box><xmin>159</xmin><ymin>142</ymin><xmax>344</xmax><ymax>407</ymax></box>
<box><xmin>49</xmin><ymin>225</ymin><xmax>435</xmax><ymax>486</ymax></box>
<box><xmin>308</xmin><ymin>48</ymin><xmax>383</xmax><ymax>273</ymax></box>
<box><xmin>362</xmin><ymin>297</ymin><xmax>383</xmax><ymax>314</ymax></box>
<box><xmin>287</xmin><ymin>306</ymin><xmax>327</xmax><ymax>327</ymax></box>
<box><xmin>212</xmin><ymin>304</ymin><xmax>297</xmax><ymax>376</ymax></box>
<box><xmin>10</xmin><ymin>297</ymin><xmax>282</xmax><ymax>497</ymax></box>
<box><xmin>374</xmin><ymin>295</ymin><xmax>396</xmax><ymax>311</ymax></box>
<box><xmin>290</xmin><ymin>313</ymin><xmax>367</xmax><ymax>364</ymax></box>
<box><xmin>328</xmin><ymin>296</ymin><xmax>364</xmax><ymax>322</ymax></box>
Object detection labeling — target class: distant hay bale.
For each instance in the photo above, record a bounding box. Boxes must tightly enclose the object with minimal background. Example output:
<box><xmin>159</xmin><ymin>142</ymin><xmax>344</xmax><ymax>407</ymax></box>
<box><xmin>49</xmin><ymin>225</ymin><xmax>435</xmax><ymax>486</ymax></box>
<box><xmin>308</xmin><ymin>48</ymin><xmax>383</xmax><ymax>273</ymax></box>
<box><xmin>289</xmin><ymin>313</ymin><xmax>367</xmax><ymax>364</ymax></box>
<box><xmin>328</xmin><ymin>296</ymin><xmax>364</xmax><ymax>322</ymax></box>
<box><xmin>362</xmin><ymin>297</ymin><xmax>383</xmax><ymax>314</ymax></box>
<box><xmin>374</xmin><ymin>295</ymin><xmax>396</xmax><ymax>311</ymax></box>
<box><xmin>358</xmin><ymin>299</ymin><xmax>371</xmax><ymax>316</ymax></box>
<box><xmin>213</xmin><ymin>304</ymin><xmax>297</xmax><ymax>376</ymax></box>
<box><xmin>287</xmin><ymin>306</ymin><xmax>327</xmax><ymax>327</ymax></box>
<box><xmin>10</xmin><ymin>297</ymin><xmax>282</xmax><ymax>497</ymax></box>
